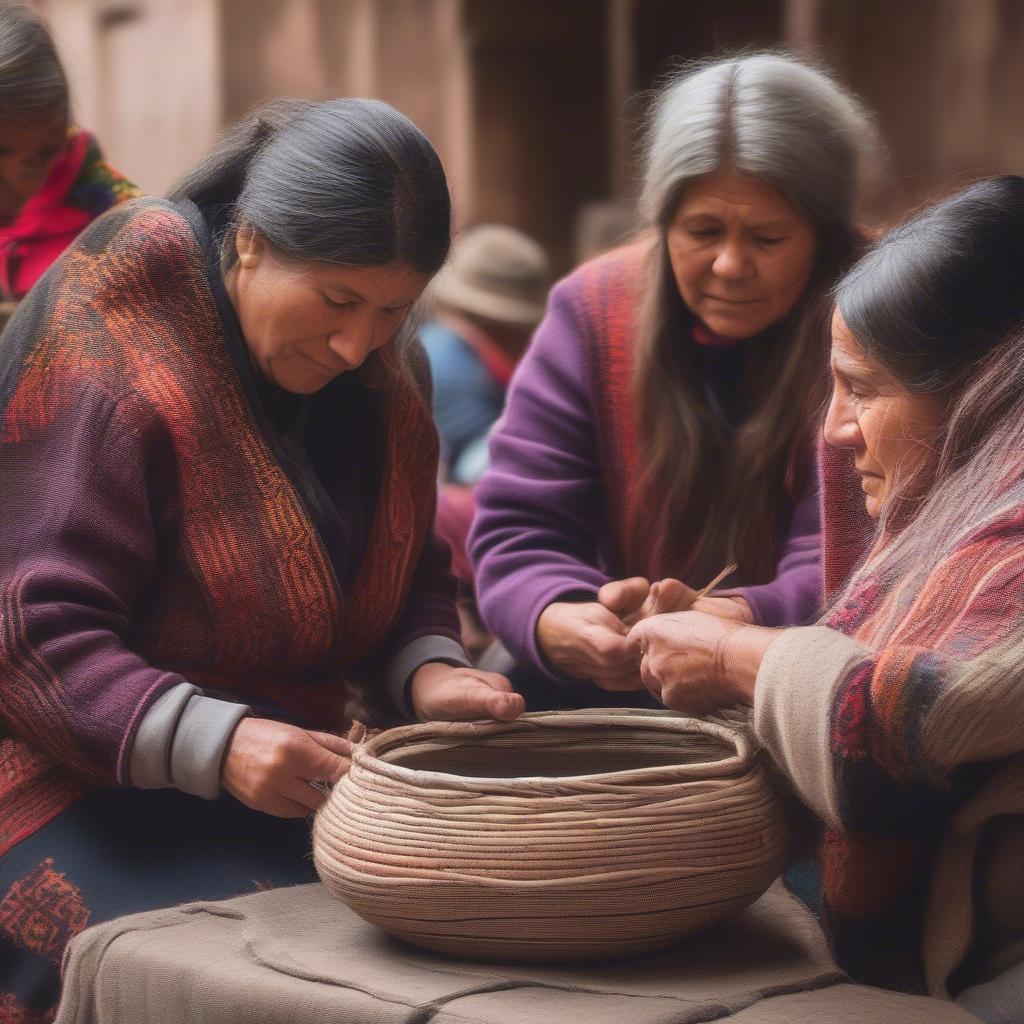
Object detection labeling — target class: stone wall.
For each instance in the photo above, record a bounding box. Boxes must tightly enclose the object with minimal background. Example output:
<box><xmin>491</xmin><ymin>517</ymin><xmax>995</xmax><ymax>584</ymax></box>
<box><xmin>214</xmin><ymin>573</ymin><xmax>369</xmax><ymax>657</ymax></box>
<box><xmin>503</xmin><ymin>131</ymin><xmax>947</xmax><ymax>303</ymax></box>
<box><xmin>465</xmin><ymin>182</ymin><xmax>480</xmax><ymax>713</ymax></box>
<box><xmin>36</xmin><ymin>0</ymin><xmax>1024</xmax><ymax>267</ymax></box>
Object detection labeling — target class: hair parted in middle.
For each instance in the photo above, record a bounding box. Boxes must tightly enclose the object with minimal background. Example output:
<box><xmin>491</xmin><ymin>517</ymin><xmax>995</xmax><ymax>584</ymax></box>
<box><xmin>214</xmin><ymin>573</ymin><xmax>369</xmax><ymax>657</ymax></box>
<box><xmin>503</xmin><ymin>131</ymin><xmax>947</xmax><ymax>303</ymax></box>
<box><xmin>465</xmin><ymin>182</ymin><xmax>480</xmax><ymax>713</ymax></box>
<box><xmin>633</xmin><ymin>51</ymin><xmax>880</xmax><ymax>586</ymax></box>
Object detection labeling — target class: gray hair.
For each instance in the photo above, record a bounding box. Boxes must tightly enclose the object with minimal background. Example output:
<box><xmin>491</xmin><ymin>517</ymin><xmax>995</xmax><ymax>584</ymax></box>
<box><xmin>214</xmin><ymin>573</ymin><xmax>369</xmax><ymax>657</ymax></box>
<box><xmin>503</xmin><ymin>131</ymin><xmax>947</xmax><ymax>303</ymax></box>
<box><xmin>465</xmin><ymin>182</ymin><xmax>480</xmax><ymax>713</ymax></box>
<box><xmin>641</xmin><ymin>52</ymin><xmax>879</xmax><ymax>233</ymax></box>
<box><xmin>0</xmin><ymin>3</ymin><xmax>67</xmax><ymax>121</ymax></box>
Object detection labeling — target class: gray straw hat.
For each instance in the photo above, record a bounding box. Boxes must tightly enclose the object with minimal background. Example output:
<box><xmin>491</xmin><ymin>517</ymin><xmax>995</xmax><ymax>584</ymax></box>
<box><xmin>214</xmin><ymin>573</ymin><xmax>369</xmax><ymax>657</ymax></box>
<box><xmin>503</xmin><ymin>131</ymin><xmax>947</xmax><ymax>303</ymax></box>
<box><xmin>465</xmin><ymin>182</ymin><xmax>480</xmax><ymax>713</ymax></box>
<box><xmin>433</xmin><ymin>224</ymin><xmax>551</xmax><ymax>327</ymax></box>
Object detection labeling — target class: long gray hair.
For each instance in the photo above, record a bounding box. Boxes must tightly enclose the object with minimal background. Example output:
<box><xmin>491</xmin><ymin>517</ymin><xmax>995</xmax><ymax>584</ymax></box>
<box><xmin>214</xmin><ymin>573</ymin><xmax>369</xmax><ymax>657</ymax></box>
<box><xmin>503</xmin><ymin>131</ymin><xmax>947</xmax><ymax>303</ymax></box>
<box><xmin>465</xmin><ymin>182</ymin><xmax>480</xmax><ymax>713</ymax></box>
<box><xmin>641</xmin><ymin>52</ymin><xmax>878</xmax><ymax>234</ymax></box>
<box><xmin>0</xmin><ymin>3</ymin><xmax>67</xmax><ymax>122</ymax></box>
<box><xmin>632</xmin><ymin>52</ymin><xmax>879</xmax><ymax>585</ymax></box>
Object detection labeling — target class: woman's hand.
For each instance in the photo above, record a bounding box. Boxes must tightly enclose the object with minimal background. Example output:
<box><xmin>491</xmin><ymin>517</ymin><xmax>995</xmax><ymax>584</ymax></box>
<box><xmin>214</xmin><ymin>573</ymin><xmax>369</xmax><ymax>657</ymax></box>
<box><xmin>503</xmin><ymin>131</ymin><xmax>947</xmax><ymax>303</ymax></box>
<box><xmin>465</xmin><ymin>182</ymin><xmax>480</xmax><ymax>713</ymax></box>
<box><xmin>410</xmin><ymin>661</ymin><xmax>525</xmax><ymax>722</ymax></box>
<box><xmin>537</xmin><ymin>579</ymin><xmax>755</xmax><ymax>691</ymax></box>
<box><xmin>221</xmin><ymin>717</ymin><xmax>353</xmax><ymax>818</ymax></box>
<box><xmin>692</xmin><ymin>594</ymin><xmax>754</xmax><ymax>622</ymax></box>
<box><xmin>627</xmin><ymin>610</ymin><xmax>778</xmax><ymax>714</ymax></box>
<box><xmin>536</xmin><ymin>599</ymin><xmax>643</xmax><ymax>690</ymax></box>
<box><xmin>598</xmin><ymin>577</ymin><xmax>754</xmax><ymax>625</ymax></box>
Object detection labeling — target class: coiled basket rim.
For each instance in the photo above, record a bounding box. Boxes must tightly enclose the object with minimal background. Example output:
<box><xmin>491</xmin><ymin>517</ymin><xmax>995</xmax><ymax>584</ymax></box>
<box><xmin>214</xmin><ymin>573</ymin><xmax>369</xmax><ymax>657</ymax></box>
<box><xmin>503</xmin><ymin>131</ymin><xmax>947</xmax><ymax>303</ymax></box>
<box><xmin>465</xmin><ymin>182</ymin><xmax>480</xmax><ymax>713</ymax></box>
<box><xmin>349</xmin><ymin>708</ymin><xmax>755</xmax><ymax>792</ymax></box>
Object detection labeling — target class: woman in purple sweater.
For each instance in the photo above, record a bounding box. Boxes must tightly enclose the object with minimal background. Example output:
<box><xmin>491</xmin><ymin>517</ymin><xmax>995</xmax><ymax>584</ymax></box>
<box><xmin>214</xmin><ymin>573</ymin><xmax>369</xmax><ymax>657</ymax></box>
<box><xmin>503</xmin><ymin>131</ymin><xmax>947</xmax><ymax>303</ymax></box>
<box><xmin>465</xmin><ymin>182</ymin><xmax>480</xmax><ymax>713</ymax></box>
<box><xmin>470</xmin><ymin>53</ymin><xmax>880</xmax><ymax>708</ymax></box>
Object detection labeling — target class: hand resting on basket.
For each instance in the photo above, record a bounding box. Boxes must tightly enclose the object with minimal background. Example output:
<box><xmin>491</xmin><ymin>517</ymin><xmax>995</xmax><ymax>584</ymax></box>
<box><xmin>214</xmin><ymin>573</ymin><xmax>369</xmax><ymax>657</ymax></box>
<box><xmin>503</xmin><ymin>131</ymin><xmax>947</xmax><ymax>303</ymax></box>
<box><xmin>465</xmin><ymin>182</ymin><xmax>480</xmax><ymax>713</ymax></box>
<box><xmin>410</xmin><ymin>661</ymin><xmax>525</xmax><ymax>723</ymax></box>
<box><xmin>221</xmin><ymin>717</ymin><xmax>354</xmax><ymax>818</ymax></box>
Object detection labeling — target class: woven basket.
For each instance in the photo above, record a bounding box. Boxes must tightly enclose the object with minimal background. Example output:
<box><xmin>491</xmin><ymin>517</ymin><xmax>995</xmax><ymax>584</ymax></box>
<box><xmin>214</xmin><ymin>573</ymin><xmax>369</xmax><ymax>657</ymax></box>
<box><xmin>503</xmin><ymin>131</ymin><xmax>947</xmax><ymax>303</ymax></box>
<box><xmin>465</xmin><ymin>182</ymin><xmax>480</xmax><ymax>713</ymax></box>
<box><xmin>313</xmin><ymin>709</ymin><xmax>788</xmax><ymax>961</ymax></box>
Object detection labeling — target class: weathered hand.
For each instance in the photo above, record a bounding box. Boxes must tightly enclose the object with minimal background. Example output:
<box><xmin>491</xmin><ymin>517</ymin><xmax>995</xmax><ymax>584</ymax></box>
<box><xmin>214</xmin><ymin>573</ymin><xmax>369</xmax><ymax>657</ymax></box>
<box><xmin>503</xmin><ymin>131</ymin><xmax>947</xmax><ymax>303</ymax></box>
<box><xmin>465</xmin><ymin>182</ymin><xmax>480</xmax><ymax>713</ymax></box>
<box><xmin>691</xmin><ymin>594</ymin><xmax>754</xmax><ymax>623</ymax></box>
<box><xmin>221</xmin><ymin>717</ymin><xmax>352</xmax><ymax>818</ymax></box>
<box><xmin>410</xmin><ymin>662</ymin><xmax>525</xmax><ymax>722</ymax></box>
<box><xmin>627</xmin><ymin>611</ymin><xmax>776</xmax><ymax>714</ymax></box>
<box><xmin>536</xmin><ymin>599</ymin><xmax>643</xmax><ymax>690</ymax></box>
<box><xmin>599</xmin><ymin>577</ymin><xmax>753</xmax><ymax>626</ymax></box>
<box><xmin>597</xmin><ymin>576</ymin><xmax>655</xmax><ymax>625</ymax></box>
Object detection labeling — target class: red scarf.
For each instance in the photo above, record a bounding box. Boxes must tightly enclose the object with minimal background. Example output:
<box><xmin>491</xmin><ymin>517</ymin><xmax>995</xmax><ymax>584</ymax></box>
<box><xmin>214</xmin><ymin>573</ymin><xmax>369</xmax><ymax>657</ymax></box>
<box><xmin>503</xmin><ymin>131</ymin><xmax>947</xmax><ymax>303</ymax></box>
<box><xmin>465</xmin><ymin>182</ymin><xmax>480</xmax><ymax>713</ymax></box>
<box><xmin>0</xmin><ymin>128</ymin><xmax>139</xmax><ymax>300</ymax></box>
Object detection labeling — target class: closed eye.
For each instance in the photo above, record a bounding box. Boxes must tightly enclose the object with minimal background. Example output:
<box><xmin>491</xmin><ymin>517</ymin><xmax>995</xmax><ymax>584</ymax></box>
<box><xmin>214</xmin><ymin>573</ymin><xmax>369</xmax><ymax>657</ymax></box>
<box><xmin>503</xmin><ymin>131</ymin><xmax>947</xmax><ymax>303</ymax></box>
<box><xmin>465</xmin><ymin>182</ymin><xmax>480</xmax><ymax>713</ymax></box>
<box><xmin>838</xmin><ymin>374</ymin><xmax>871</xmax><ymax>401</ymax></box>
<box><xmin>323</xmin><ymin>294</ymin><xmax>355</xmax><ymax>310</ymax></box>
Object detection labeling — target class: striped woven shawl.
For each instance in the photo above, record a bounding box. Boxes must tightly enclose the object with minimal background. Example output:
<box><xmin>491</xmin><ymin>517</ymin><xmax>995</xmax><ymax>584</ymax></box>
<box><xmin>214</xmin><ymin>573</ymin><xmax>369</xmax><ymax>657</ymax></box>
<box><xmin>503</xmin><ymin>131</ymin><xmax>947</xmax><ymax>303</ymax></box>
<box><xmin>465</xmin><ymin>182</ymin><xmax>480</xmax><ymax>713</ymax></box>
<box><xmin>812</xmin><ymin>443</ymin><xmax>1024</xmax><ymax>989</ymax></box>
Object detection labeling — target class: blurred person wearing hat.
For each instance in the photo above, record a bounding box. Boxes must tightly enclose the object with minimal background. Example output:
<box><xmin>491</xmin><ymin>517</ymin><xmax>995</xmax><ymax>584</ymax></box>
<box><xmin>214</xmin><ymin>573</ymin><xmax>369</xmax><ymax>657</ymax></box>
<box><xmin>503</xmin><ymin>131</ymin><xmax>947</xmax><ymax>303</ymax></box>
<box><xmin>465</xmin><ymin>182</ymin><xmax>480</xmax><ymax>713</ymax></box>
<box><xmin>422</xmin><ymin>225</ymin><xmax>550</xmax><ymax>657</ymax></box>
<box><xmin>422</xmin><ymin>223</ymin><xmax>551</xmax><ymax>487</ymax></box>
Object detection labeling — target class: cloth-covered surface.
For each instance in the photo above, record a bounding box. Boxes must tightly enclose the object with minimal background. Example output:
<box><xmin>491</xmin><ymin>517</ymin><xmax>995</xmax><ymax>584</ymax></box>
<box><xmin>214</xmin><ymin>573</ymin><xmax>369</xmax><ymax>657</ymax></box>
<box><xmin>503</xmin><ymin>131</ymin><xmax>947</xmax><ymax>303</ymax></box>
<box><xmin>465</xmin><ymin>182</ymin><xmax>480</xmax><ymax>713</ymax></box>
<box><xmin>0</xmin><ymin>788</ymin><xmax>320</xmax><ymax>1023</ymax></box>
<box><xmin>0</xmin><ymin>196</ymin><xmax>458</xmax><ymax>856</ymax></box>
<box><xmin>470</xmin><ymin>241</ymin><xmax>823</xmax><ymax>689</ymax></box>
<box><xmin>0</xmin><ymin>127</ymin><xmax>140</xmax><ymax>301</ymax></box>
<box><xmin>55</xmin><ymin>880</ymin><xmax>979</xmax><ymax>1024</ymax></box>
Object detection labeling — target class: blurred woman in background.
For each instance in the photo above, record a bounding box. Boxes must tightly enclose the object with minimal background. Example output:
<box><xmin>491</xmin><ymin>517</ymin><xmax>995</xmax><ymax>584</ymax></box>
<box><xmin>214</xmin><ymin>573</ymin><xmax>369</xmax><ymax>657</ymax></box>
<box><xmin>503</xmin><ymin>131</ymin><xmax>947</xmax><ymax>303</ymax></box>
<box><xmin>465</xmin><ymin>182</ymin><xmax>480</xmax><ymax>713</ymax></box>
<box><xmin>0</xmin><ymin>2</ymin><xmax>139</xmax><ymax>312</ymax></box>
<box><xmin>470</xmin><ymin>52</ymin><xmax>880</xmax><ymax>708</ymax></box>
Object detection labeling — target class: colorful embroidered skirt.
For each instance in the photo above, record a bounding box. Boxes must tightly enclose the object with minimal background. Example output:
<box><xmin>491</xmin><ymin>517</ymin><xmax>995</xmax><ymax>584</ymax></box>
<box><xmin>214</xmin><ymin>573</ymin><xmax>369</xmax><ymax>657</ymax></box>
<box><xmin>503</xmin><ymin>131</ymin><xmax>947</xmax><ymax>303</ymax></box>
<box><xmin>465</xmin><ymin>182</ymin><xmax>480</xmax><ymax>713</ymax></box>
<box><xmin>0</xmin><ymin>788</ymin><xmax>319</xmax><ymax>1023</ymax></box>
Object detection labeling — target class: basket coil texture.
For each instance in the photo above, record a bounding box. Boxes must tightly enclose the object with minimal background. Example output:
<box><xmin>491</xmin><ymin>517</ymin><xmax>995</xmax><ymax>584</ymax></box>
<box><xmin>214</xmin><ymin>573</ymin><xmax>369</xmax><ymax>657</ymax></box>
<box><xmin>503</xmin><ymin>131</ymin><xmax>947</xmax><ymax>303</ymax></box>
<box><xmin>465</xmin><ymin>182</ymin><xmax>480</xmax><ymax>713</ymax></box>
<box><xmin>313</xmin><ymin>709</ymin><xmax>788</xmax><ymax>961</ymax></box>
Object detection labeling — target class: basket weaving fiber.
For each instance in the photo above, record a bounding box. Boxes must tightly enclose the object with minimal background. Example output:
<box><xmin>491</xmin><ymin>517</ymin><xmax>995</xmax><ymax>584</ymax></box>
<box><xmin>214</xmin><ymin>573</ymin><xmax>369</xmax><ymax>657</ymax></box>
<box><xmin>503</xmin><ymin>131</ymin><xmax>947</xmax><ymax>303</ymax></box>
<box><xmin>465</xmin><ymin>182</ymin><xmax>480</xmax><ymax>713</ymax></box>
<box><xmin>313</xmin><ymin>709</ymin><xmax>788</xmax><ymax>961</ymax></box>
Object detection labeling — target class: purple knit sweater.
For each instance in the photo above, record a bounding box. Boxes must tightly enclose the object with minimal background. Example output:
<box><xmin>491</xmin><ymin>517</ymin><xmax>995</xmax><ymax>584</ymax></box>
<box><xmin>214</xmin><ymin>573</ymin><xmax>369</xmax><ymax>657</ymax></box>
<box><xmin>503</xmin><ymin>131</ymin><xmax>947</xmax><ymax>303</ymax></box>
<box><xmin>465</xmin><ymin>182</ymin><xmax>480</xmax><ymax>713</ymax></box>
<box><xmin>469</xmin><ymin>265</ymin><xmax>822</xmax><ymax>685</ymax></box>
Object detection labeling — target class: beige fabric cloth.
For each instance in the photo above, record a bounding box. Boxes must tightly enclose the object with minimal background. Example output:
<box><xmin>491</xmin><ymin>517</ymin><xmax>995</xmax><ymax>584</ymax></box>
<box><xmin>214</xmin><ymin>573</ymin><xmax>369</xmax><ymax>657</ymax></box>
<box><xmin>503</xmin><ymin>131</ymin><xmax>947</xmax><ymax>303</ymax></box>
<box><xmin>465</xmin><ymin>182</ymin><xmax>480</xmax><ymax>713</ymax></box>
<box><xmin>55</xmin><ymin>879</ymin><xmax>978</xmax><ymax>1024</ymax></box>
<box><xmin>754</xmin><ymin>626</ymin><xmax>866</xmax><ymax>829</ymax></box>
<box><xmin>924</xmin><ymin>751</ymin><xmax>1024</xmax><ymax>996</ymax></box>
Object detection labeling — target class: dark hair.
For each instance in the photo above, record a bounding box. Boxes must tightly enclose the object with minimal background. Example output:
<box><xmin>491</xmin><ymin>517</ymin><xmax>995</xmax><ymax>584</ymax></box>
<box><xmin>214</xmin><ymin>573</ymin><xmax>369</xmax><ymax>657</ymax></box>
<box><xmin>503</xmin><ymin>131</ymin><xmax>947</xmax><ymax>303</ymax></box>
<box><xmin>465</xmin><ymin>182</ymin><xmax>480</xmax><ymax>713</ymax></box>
<box><xmin>836</xmin><ymin>175</ymin><xmax>1024</xmax><ymax>394</ymax></box>
<box><xmin>0</xmin><ymin>2</ymin><xmax>68</xmax><ymax>122</ymax></box>
<box><xmin>168</xmin><ymin>97</ymin><xmax>451</xmax><ymax>276</ymax></box>
<box><xmin>830</xmin><ymin>175</ymin><xmax>1024</xmax><ymax>630</ymax></box>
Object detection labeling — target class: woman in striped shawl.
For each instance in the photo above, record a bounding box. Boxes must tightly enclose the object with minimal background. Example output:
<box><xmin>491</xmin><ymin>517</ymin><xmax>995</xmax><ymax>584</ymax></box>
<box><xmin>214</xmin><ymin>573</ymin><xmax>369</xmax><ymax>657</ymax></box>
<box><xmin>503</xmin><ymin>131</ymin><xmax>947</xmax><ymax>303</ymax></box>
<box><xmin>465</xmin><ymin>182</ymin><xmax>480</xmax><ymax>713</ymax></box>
<box><xmin>630</xmin><ymin>176</ymin><xmax>1024</xmax><ymax>1020</ymax></box>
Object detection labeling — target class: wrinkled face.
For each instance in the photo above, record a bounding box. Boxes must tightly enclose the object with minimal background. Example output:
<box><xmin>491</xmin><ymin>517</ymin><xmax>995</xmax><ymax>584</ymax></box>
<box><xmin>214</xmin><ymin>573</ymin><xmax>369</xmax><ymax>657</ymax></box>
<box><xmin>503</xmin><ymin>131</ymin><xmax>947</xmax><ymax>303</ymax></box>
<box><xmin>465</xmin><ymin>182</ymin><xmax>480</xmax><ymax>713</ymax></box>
<box><xmin>824</xmin><ymin>310</ymin><xmax>945</xmax><ymax>520</ymax></box>
<box><xmin>666</xmin><ymin>167</ymin><xmax>818</xmax><ymax>339</ymax></box>
<box><xmin>0</xmin><ymin>113</ymin><xmax>67</xmax><ymax>224</ymax></box>
<box><xmin>226</xmin><ymin>229</ymin><xmax>430</xmax><ymax>394</ymax></box>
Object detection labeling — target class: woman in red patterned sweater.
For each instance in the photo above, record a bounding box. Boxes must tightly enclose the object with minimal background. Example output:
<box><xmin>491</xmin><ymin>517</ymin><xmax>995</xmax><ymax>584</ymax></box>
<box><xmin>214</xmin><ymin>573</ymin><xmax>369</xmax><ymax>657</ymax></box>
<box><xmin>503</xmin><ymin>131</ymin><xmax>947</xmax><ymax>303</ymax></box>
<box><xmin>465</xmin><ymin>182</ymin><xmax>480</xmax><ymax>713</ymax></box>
<box><xmin>0</xmin><ymin>97</ymin><xmax>521</xmax><ymax>1021</ymax></box>
<box><xmin>631</xmin><ymin>176</ymin><xmax>1024</xmax><ymax>1020</ymax></box>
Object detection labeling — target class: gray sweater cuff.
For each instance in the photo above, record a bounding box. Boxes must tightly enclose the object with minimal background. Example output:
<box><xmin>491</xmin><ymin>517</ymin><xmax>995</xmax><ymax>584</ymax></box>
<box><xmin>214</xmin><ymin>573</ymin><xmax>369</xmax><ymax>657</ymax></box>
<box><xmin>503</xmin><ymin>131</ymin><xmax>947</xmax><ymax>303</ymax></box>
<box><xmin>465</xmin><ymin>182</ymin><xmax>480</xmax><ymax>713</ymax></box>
<box><xmin>384</xmin><ymin>635</ymin><xmax>471</xmax><ymax>719</ymax></box>
<box><xmin>129</xmin><ymin>682</ymin><xmax>251</xmax><ymax>800</ymax></box>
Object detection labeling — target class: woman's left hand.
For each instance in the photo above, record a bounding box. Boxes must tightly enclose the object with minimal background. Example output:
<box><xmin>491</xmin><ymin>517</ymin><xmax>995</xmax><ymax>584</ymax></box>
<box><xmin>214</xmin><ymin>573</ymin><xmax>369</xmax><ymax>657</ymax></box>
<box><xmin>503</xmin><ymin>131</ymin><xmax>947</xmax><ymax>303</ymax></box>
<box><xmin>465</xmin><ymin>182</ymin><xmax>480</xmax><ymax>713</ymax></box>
<box><xmin>410</xmin><ymin>661</ymin><xmax>526</xmax><ymax>722</ymax></box>
<box><xmin>627</xmin><ymin>611</ymin><xmax>777</xmax><ymax>714</ymax></box>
